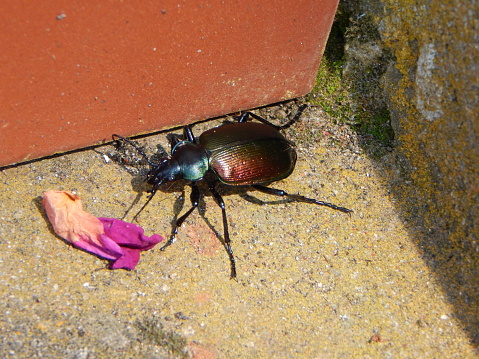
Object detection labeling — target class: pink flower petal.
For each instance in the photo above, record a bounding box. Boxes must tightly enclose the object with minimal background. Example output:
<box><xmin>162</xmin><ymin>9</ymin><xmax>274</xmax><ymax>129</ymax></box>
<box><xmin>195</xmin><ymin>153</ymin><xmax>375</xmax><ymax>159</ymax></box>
<box><xmin>99</xmin><ymin>218</ymin><xmax>163</xmax><ymax>270</ymax></box>
<box><xmin>43</xmin><ymin>191</ymin><xmax>163</xmax><ymax>269</ymax></box>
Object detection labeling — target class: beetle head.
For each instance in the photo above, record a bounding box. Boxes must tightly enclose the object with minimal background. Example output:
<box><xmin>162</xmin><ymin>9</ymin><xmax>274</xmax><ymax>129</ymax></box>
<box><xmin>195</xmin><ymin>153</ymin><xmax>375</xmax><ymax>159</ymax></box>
<box><xmin>146</xmin><ymin>158</ymin><xmax>181</xmax><ymax>188</ymax></box>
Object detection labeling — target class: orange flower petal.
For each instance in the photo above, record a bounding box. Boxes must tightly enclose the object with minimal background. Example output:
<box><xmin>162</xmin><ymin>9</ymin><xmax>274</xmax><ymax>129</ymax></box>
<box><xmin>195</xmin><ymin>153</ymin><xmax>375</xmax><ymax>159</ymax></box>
<box><xmin>43</xmin><ymin>190</ymin><xmax>123</xmax><ymax>260</ymax></box>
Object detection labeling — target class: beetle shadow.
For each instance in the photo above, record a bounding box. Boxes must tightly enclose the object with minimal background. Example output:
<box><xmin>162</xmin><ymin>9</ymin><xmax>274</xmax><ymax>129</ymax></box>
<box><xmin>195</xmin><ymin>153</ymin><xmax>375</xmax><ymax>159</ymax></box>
<box><xmin>134</xmin><ymin>181</ymin><xmax>299</xmax><ymax>234</ymax></box>
<box><xmin>159</xmin><ymin>181</ymin><xmax>224</xmax><ymax>243</ymax></box>
<box><xmin>238</xmin><ymin>191</ymin><xmax>295</xmax><ymax>206</ymax></box>
<box><xmin>187</xmin><ymin>183</ymin><xmax>295</xmax><ymax>242</ymax></box>
<box><xmin>122</xmin><ymin>179</ymin><xmax>188</xmax><ymax>223</ymax></box>
<box><xmin>33</xmin><ymin>195</ymin><xmax>55</xmax><ymax>234</ymax></box>
<box><xmin>129</xmin><ymin>181</ymin><xmax>250</xmax><ymax>256</ymax></box>
<box><xmin>99</xmin><ymin>136</ymin><xmax>174</xmax><ymax>220</ymax></box>
<box><xmin>217</xmin><ymin>183</ymin><xmax>297</xmax><ymax>206</ymax></box>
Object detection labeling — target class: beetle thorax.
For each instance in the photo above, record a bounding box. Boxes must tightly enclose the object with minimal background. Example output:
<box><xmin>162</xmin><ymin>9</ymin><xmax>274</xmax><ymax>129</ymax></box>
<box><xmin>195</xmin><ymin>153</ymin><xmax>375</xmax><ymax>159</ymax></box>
<box><xmin>171</xmin><ymin>141</ymin><xmax>210</xmax><ymax>181</ymax></box>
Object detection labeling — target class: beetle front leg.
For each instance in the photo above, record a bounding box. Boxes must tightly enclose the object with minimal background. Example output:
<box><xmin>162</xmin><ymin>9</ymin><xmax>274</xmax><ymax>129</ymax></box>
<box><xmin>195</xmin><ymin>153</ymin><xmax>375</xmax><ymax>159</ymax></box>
<box><xmin>252</xmin><ymin>184</ymin><xmax>353</xmax><ymax>214</ymax></box>
<box><xmin>208</xmin><ymin>181</ymin><xmax>237</xmax><ymax>279</ymax></box>
<box><xmin>131</xmin><ymin>184</ymin><xmax>161</xmax><ymax>222</ymax></box>
<box><xmin>161</xmin><ymin>183</ymin><xmax>200</xmax><ymax>251</ymax></box>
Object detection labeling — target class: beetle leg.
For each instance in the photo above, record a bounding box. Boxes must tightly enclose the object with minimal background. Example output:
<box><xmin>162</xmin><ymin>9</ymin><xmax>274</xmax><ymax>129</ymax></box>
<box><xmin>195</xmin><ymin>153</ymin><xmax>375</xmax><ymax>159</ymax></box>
<box><xmin>132</xmin><ymin>187</ymin><xmax>159</xmax><ymax>222</ymax></box>
<box><xmin>277</xmin><ymin>104</ymin><xmax>307</xmax><ymax>129</ymax></box>
<box><xmin>183</xmin><ymin>125</ymin><xmax>196</xmax><ymax>143</ymax></box>
<box><xmin>208</xmin><ymin>181</ymin><xmax>237</xmax><ymax>279</ymax></box>
<box><xmin>237</xmin><ymin>104</ymin><xmax>307</xmax><ymax>130</ymax></box>
<box><xmin>235</xmin><ymin>112</ymin><xmax>251</xmax><ymax>123</ymax></box>
<box><xmin>160</xmin><ymin>183</ymin><xmax>200</xmax><ymax>251</ymax></box>
<box><xmin>169</xmin><ymin>133</ymin><xmax>183</xmax><ymax>148</ymax></box>
<box><xmin>252</xmin><ymin>184</ymin><xmax>353</xmax><ymax>214</ymax></box>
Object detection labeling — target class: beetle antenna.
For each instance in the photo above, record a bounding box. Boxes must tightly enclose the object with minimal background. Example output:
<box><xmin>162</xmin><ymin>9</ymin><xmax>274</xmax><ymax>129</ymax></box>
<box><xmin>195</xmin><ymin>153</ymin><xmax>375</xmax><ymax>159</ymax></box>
<box><xmin>112</xmin><ymin>134</ymin><xmax>156</xmax><ymax>168</ymax></box>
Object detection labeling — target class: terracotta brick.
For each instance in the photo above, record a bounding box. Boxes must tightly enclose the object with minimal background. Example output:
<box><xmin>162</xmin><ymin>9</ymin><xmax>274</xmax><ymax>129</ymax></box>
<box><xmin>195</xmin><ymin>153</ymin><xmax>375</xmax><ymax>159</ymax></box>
<box><xmin>0</xmin><ymin>0</ymin><xmax>338</xmax><ymax>167</ymax></box>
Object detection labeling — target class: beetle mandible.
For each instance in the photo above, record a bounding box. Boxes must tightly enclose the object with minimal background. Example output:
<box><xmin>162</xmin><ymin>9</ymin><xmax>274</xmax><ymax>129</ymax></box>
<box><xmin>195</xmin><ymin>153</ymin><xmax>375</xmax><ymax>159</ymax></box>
<box><xmin>113</xmin><ymin>105</ymin><xmax>352</xmax><ymax>278</ymax></box>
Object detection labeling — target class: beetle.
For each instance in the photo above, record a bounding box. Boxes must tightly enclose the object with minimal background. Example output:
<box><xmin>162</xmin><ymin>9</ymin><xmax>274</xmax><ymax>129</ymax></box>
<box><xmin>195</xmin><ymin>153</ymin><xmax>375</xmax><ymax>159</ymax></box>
<box><xmin>113</xmin><ymin>104</ymin><xmax>352</xmax><ymax>278</ymax></box>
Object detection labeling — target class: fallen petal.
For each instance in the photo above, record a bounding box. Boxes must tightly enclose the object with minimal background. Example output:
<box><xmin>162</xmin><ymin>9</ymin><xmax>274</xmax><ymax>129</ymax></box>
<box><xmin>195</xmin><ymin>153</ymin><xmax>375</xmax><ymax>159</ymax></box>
<box><xmin>42</xmin><ymin>191</ymin><xmax>163</xmax><ymax>269</ymax></box>
<box><xmin>43</xmin><ymin>190</ymin><xmax>123</xmax><ymax>260</ymax></box>
<box><xmin>99</xmin><ymin>218</ymin><xmax>163</xmax><ymax>270</ymax></box>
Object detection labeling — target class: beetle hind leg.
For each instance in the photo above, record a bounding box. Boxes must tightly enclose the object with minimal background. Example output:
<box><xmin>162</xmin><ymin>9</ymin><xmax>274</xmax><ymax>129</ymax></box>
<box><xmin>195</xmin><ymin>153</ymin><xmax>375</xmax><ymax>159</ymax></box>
<box><xmin>208</xmin><ymin>181</ymin><xmax>237</xmax><ymax>279</ymax></box>
<box><xmin>235</xmin><ymin>104</ymin><xmax>307</xmax><ymax>130</ymax></box>
<box><xmin>252</xmin><ymin>184</ymin><xmax>353</xmax><ymax>214</ymax></box>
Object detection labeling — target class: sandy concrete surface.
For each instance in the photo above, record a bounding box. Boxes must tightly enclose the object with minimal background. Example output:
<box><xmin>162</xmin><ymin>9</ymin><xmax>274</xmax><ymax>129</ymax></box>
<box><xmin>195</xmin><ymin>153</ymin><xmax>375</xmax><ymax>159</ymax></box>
<box><xmin>1</xmin><ymin>104</ymin><xmax>477</xmax><ymax>358</ymax></box>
